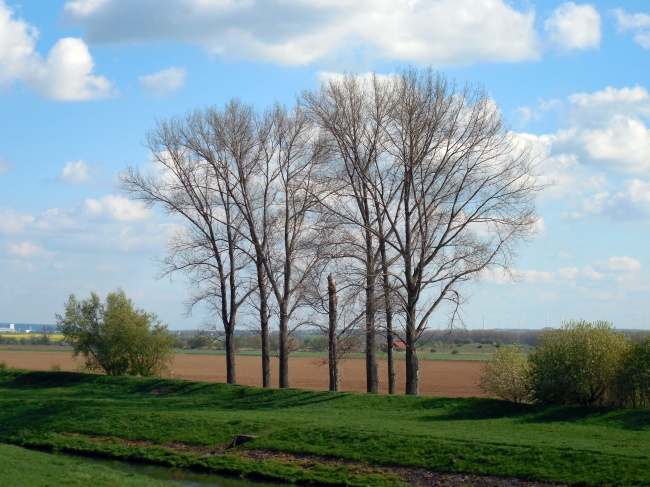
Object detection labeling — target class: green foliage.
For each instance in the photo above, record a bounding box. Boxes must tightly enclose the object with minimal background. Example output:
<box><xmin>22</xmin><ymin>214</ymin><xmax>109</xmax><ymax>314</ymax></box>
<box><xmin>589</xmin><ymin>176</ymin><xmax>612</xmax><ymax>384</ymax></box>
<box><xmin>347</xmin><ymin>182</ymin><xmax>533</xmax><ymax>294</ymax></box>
<box><xmin>478</xmin><ymin>344</ymin><xmax>531</xmax><ymax>403</ymax></box>
<box><xmin>56</xmin><ymin>289</ymin><xmax>175</xmax><ymax>377</ymax></box>
<box><xmin>528</xmin><ymin>321</ymin><xmax>631</xmax><ymax>405</ymax></box>
<box><xmin>613</xmin><ymin>337</ymin><xmax>650</xmax><ymax>408</ymax></box>
<box><xmin>0</xmin><ymin>360</ymin><xmax>6</xmax><ymax>369</ymax></box>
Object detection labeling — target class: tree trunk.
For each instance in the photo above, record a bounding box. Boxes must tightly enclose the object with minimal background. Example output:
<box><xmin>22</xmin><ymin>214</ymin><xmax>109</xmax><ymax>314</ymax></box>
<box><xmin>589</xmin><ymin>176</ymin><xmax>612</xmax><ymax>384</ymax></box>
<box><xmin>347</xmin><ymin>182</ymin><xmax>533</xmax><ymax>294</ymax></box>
<box><xmin>387</xmin><ymin>316</ymin><xmax>395</xmax><ymax>395</ymax></box>
<box><xmin>405</xmin><ymin>314</ymin><xmax>419</xmax><ymax>395</ymax></box>
<box><xmin>366</xmin><ymin>257</ymin><xmax>379</xmax><ymax>394</ymax></box>
<box><xmin>328</xmin><ymin>274</ymin><xmax>339</xmax><ymax>392</ymax></box>
<box><xmin>380</xmin><ymin>237</ymin><xmax>395</xmax><ymax>394</ymax></box>
<box><xmin>279</xmin><ymin>303</ymin><xmax>290</xmax><ymax>388</ymax></box>
<box><xmin>225</xmin><ymin>326</ymin><xmax>237</xmax><ymax>385</ymax></box>
<box><xmin>257</xmin><ymin>262</ymin><xmax>271</xmax><ymax>388</ymax></box>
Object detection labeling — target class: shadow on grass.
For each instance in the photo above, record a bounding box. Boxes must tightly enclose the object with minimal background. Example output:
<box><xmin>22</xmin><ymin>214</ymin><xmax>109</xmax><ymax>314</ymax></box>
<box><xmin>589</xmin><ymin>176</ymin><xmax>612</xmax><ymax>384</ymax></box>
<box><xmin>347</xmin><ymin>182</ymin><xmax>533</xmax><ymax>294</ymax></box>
<box><xmin>419</xmin><ymin>397</ymin><xmax>535</xmax><ymax>422</ymax></box>
<box><xmin>0</xmin><ymin>370</ymin><xmax>98</xmax><ymax>389</ymax></box>
<box><xmin>221</xmin><ymin>387</ymin><xmax>348</xmax><ymax>411</ymax></box>
<box><xmin>419</xmin><ymin>396</ymin><xmax>650</xmax><ymax>430</ymax></box>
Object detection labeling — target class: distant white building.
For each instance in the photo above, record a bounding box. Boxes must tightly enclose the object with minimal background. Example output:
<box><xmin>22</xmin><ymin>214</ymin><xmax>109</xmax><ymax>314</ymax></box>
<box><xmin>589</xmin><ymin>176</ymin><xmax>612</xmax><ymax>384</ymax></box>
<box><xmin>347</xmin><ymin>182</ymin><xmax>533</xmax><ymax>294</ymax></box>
<box><xmin>0</xmin><ymin>324</ymin><xmax>15</xmax><ymax>333</ymax></box>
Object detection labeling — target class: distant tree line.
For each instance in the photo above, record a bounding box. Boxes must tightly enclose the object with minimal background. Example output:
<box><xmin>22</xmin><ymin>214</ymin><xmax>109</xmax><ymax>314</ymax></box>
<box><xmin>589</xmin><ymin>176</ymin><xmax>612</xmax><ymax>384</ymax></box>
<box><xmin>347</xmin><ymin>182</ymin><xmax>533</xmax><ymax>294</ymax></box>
<box><xmin>120</xmin><ymin>68</ymin><xmax>541</xmax><ymax>395</ymax></box>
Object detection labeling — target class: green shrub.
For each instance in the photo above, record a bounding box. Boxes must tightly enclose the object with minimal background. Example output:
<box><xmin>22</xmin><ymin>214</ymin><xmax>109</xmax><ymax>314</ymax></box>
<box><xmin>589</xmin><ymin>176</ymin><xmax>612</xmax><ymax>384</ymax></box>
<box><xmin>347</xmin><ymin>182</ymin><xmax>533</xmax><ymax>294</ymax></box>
<box><xmin>57</xmin><ymin>289</ymin><xmax>176</xmax><ymax>377</ymax></box>
<box><xmin>528</xmin><ymin>321</ymin><xmax>631</xmax><ymax>405</ymax></box>
<box><xmin>478</xmin><ymin>344</ymin><xmax>531</xmax><ymax>403</ymax></box>
<box><xmin>612</xmin><ymin>337</ymin><xmax>650</xmax><ymax>408</ymax></box>
<box><xmin>0</xmin><ymin>360</ymin><xmax>7</xmax><ymax>369</ymax></box>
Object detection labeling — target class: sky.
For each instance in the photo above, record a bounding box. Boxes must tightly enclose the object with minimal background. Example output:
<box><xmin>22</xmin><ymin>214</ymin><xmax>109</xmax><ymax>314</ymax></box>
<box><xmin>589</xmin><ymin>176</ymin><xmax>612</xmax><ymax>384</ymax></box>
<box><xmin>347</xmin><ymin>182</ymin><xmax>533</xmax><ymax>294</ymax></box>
<box><xmin>0</xmin><ymin>0</ymin><xmax>649</xmax><ymax>331</ymax></box>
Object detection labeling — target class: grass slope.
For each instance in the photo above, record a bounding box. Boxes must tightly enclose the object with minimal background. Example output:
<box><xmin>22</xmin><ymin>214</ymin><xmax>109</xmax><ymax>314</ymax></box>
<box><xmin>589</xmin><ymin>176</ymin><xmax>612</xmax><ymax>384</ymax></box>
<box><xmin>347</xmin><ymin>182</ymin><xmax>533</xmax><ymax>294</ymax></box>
<box><xmin>0</xmin><ymin>369</ymin><xmax>648</xmax><ymax>486</ymax></box>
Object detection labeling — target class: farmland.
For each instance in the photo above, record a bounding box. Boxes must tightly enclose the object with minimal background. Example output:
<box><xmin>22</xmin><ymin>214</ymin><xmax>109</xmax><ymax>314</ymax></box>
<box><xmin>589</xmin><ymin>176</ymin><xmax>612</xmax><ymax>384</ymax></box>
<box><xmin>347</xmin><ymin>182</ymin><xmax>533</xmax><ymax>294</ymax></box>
<box><xmin>0</xmin><ymin>347</ymin><xmax>486</xmax><ymax>397</ymax></box>
<box><xmin>0</xmin><ymin>369</ymin><xmax>648</xmax><ymax>486</ymax></box>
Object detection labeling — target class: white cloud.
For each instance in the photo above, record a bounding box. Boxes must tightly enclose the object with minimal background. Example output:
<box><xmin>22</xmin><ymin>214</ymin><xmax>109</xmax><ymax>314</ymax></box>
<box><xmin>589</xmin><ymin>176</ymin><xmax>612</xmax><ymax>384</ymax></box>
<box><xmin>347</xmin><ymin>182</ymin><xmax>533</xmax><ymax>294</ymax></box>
<box><xmin>544</xmin><ymin>2</ymin><xmax>601</xmax><ymax>51</ymax></box>
<box><xmin>64</xmin><ymin>0</ymin><xmax>540</xmax><ymax>66</ymax></box>
<box><xmin>0</xmin><ymin>1</ymin><xmax>114</xmax><ymax>100</ymax></box>
<box><xmin>9</xmin><ymin>241</ymin><xmax>53</xmax><ymax>258</ymax></box>
<box><xmin>598</xmin><ymin>256</ymin><xmax>641</xmax><ymax>273</ymax></box>
<box><xmin>613</xmin><ymin>9</ymin><xmax>650</xmax><ymax>49</ymax></box>
<box><xmin>0</xmin><ymin>156</ymin><xmax>12</xmax><ymax>174</ymax></box>
<box><xmin>139</xmin><ymin>66</ymin><xmax>187</xmax><ymax>97</ymax></box>
<box><xmin>59</xmin><ymin>160</ymin><xmax>100</xmax><ymax>184</ymax></box>
<box><xmin>486</xmin><ymin>256</ymin><xmax>640</xmax><ymax>287</ymax></box>
<box><xmin>568</xmin><ymin>179</ymin><xmax>650</xmax><ymax>220</ymax></box>
<box><xmin>0</xmin><ymin>209</ymin><xmax>35</xmax><ymax>235</ymax></box>
<box><xmin>84</xmin><ymin>195</ymin><xmax>149</xmax><ymax>221</ymax></box>
<box><xmin>531</xmin><ymin>86</ymin><xmax>650</xmax><ymax>175</ymax></box>
<box><xmin>521</xmin><ymin>133</ymin><xmax>607</xmax><ymax>199</ymax></box>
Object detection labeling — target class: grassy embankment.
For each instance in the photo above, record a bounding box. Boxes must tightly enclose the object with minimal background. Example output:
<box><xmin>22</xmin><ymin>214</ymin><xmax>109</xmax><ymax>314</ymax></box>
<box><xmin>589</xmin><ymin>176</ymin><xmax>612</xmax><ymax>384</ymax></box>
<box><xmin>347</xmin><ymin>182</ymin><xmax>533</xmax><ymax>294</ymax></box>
<box><xmin>0</xmin><ymin>369</ymin><xmax>648</xmax><ymax>486</ymax></box>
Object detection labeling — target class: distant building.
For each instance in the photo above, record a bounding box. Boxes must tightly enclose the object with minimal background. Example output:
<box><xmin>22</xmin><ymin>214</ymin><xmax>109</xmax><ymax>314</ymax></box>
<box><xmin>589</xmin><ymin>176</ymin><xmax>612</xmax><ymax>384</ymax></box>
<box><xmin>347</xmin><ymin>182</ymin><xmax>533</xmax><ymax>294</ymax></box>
<box><xmin>0</xmin><ymin>324</ymin><xmax>15</xmax><ymax>333</ymax></box>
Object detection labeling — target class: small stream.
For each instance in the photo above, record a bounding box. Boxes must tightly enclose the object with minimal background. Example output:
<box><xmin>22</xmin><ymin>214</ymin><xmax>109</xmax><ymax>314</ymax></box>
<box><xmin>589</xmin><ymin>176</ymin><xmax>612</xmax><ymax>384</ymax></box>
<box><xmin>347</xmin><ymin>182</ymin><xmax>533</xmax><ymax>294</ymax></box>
<box><xmin>79</xmin><ymin>455</ymin><xmax>286</xmax><ymax>486</ymax></box>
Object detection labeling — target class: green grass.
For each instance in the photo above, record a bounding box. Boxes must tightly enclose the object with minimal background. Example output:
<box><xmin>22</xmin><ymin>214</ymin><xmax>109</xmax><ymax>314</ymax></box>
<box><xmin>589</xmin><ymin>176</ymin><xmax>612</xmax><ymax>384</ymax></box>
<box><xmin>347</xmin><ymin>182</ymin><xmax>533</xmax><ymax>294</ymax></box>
<box><xmin>0</xmin><ymin>369</ymin><xmax>648</xmax><ymax>486</ymax></box>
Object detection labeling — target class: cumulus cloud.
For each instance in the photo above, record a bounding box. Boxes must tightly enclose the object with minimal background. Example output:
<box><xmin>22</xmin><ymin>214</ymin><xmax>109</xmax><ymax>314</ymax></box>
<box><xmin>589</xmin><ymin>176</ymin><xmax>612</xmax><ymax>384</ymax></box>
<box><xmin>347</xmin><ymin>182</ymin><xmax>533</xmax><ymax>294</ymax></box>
<box><xmin>84</xmin><ymin>195</ymin><xmax>149</xmax><ymax>221</ymax></box>
<box><xmin>59</xmin><ymin>160</ymin><xmax>100</xmax><ymax>184</ymax></box>
<box><xmin>567</xmin><ymin>179</ymin><xmax>650</xmax><ymax>220</ymax></box>
<box><xmin>525</xmin><ymin>86</ymin><xmax>650</xmax><ymax>178</ymax></box>
<box><xmin>63</xmin><ymin>0</ymin><xmax>540</xmax><ymax>66</ymax></box>
<box><xmin>556</xmin><ymin>87</ymin><xmax>650</xmax><ymax>174</ymax></box>
<box><xmin>0</xmin><ymin>156</ymin><xmax>12</xmax><ymax>174</ymax></box>
<box><xmin>139</xmin><ymin>66</ymin><xmax>187</xmax><ymax>97</ymax></box>
<box><xmin>613</xmin><ymin>9</ymin><xmax>650</xmax><ymax>49</ymax></box>
<box><xmin>544</xmin><ymin>2</ymin><xmax>601</xmax><ymax>51</ymax></box>
<box><xmin>0</xmin><ymin>1</ymin><xmax>114</xmax><ymax>100</ymax></box>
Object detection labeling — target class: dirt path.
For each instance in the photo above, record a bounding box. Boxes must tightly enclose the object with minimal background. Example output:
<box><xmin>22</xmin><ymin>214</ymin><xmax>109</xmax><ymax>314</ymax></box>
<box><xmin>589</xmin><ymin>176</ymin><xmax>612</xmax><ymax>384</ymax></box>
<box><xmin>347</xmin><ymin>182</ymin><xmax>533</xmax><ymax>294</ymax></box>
<box><xmin>0</xmin><ymin>349</ymin><xmax>486</xmax><ymax>397</ymax></box>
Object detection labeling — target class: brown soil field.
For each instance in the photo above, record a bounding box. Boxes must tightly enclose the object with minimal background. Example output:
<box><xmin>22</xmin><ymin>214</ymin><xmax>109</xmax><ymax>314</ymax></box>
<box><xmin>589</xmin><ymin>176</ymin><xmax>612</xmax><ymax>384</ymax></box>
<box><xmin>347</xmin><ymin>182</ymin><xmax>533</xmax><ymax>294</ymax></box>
<box><xmin>0</xmin><ymin>348</ymin><xmax>486</xmax><ymax>397</ymax></box>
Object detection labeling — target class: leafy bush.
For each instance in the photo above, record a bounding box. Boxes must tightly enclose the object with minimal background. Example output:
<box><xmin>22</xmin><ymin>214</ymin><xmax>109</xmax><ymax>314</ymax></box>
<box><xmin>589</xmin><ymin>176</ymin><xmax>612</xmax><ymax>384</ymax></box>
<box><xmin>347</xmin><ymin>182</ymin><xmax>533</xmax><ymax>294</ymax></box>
<box><xmin>528</xmin><ymin>321</ymin><xmax>631</xmax><ymax>405</ymax></box>
<box><xmin>56</xmin><ymin>289</ymin><xmax>175</xmax><ymax>377</ymax></box>
<box><xmin>612</xmin><ymin>337</ymin><xmax>650</xmax><ymax>408</ymax></box>
<box><xmin>478</xmin><ymin>344</ymin><xmax>531</xmax><ymax>403</ymax></box>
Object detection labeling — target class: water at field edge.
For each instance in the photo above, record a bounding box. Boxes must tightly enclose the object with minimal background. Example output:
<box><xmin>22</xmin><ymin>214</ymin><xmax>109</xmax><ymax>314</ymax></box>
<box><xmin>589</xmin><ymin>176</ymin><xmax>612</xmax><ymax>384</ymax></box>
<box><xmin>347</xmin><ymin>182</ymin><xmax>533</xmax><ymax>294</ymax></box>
<box><xmin>75</xmin><ymin>454</ymin><xmax>285</xmax><ymax>486</ymax></box>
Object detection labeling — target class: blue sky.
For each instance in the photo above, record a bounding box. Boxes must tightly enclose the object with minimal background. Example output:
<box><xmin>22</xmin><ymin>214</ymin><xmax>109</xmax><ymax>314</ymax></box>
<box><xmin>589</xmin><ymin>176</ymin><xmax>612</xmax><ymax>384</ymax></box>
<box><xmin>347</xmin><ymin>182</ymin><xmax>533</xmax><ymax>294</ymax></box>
<box><xmin>1</xmin><ymin>0</ymin><xmax>649</xmax><ymax>331</ymax></box>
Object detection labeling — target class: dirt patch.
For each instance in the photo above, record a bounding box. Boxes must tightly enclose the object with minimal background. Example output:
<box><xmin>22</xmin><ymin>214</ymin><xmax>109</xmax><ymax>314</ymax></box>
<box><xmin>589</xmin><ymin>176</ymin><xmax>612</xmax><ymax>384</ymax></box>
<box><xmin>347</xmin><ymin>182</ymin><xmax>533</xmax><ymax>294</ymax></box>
<box><xmin>59</xmin><ymin>433</ymin><xmax>566</xmax><ymax>487</ymax></box>
<box><xmin>0</xmin><ymin>349</ymin><xmax>486</xmax><ymax>397</ymax></box>
<box><xmin>236</xmin><ymin>449</ymin><xmax>567</xmax><ymax>487</ymax></box>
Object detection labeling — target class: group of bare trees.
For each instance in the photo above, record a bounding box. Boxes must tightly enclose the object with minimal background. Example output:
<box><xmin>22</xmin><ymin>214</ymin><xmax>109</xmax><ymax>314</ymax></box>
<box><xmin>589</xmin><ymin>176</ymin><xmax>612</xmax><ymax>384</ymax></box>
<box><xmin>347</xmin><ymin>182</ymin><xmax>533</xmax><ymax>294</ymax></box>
<box><xmin>120</xmin><ymin>68</ymin><xmax>540</xmax><ymax>395</ymax></box>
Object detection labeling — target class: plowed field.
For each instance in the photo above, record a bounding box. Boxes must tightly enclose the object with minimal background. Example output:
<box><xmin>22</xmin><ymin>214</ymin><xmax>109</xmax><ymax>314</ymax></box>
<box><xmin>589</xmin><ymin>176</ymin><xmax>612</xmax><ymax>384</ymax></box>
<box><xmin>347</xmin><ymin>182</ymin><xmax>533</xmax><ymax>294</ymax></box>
<box><xmin>0</xmin><ymin>349</ymin><xmax>486</xmax><ymax>397</ymax></box>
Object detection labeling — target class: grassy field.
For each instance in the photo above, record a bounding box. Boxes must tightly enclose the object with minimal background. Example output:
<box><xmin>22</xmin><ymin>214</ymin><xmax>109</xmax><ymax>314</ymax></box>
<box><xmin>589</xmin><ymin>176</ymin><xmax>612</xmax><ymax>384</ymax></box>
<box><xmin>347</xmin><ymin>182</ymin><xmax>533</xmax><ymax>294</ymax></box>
<box><xmin>0</xmin><ymin>369</ymin><xmax>648</xmax><ymax>486</ymax></box>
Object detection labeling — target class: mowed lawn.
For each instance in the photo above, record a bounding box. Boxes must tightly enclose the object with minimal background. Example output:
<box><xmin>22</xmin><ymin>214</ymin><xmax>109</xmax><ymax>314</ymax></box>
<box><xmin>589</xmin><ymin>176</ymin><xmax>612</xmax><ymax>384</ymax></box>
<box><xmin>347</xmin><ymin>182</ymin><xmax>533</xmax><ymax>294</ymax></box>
<box><xmin>0</xmin><ymin>369</ymin><xmax>648</xmax><ymax>486</ymax></box>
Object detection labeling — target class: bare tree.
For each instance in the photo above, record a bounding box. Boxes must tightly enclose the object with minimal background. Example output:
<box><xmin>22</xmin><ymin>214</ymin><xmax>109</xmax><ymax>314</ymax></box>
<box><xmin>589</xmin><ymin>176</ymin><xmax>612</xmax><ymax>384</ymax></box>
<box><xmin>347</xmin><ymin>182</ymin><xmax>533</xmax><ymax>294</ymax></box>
<box><xmin>119</xmin><ymin>114</ymin><xmax>254</xmax><ymax>384</ymax></box>
<box><xmin>256</xmin><ymin>103</ymin><xmax>326</xmax><ymax>388</ymax></box>
<box><xmin>303</xmin><ymin>74</ymin><xmax>395</xmax><ymax>394</ymax></box>
<box><xmin>376</xmin><ymin>69</ymin><xmax>541</xmax><ymax>395</ymax></box>
<box><xmin>190</xmin><ymin>100</ymin><xmax>274</xmax><ymax>388</ymax></box>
